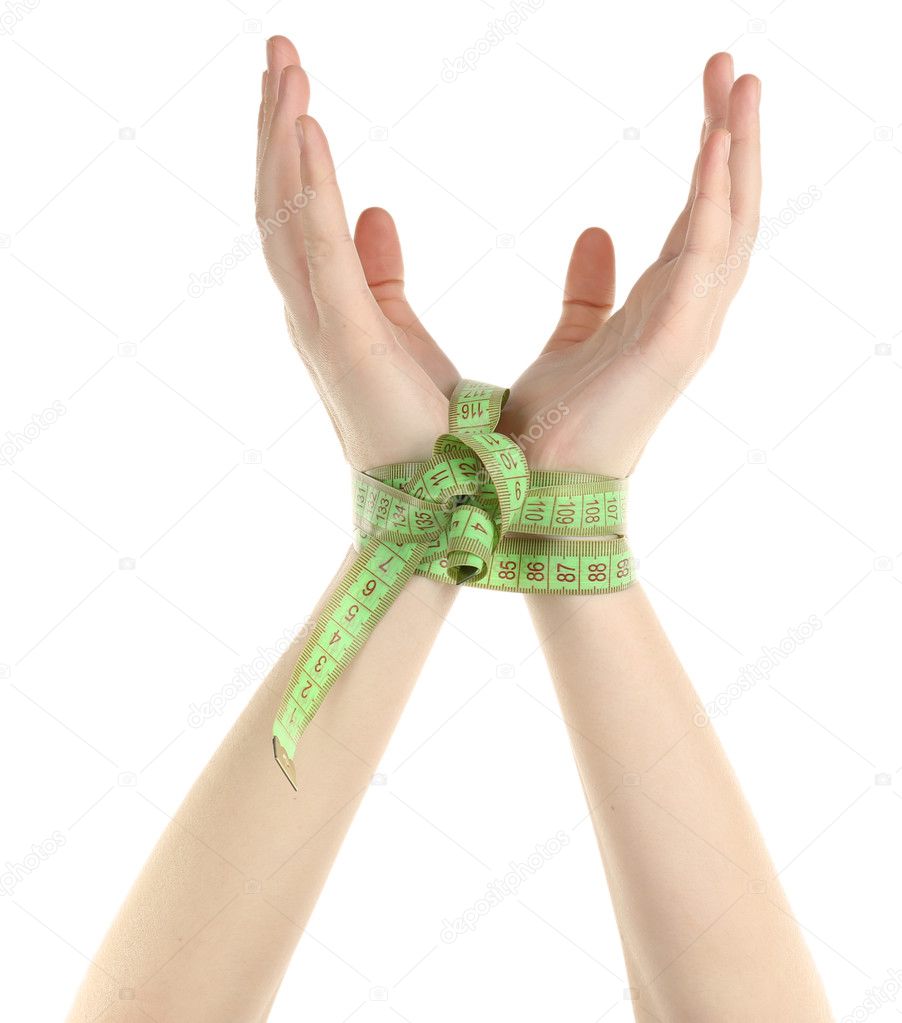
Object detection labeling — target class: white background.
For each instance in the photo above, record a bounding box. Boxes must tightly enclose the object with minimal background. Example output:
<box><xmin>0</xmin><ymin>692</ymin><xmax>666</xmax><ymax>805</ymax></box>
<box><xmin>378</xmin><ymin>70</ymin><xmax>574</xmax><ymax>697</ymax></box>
<box><xmin>2</xmin><ymin>0</ymin><xmax>901</xmax><ymax>1020</ymax></box>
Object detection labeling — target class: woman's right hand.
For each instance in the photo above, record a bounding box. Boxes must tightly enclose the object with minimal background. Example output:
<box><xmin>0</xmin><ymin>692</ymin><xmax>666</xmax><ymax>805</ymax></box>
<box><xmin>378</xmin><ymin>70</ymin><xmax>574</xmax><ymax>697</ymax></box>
<box><xmin>256</xmin><ymin>36</ymin><xmax>458</xmax><ymax>469</ymax></box>
<box><xmin>501</xmin><ymin>54</ymin><xmax>760</xmax><ymax>480</ymax></box>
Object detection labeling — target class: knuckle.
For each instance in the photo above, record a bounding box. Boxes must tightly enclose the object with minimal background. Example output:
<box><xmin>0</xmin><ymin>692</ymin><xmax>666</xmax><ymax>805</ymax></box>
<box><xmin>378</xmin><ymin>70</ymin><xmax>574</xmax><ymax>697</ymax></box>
<box><xmin>368</xmin><ymin>277</ymin><xmax>405</xmax><ymax>301</ymax></box>
<box><xmin>681</xmin><ymin>240</ymin><xmax>721</xmax><ymax>260</ymax></box>
<box><xmin>305</xmin><ymin>230</ymin><xmax>352</xmax><ymax>267</ymax></box>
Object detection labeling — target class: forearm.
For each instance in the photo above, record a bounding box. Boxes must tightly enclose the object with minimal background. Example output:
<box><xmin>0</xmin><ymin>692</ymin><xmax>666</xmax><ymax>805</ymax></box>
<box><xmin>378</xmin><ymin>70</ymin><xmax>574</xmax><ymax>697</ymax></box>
<box><xmin>66</xmin><ymin>549</ymin><xmax>455</xmax><ymax>1023</ymax></box>
<box><xmin>526</xmin><ymin>584</ymin><xmax>832</xmax><ymax>1022</ymax></box>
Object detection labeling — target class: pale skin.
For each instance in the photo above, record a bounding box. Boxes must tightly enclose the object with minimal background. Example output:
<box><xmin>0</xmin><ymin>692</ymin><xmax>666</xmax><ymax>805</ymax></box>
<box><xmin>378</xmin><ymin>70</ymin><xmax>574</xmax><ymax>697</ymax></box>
<box><xmin>65</xmin><ymin>35</ymin><xmax>832</xmax><ymax>1023</ymax></box>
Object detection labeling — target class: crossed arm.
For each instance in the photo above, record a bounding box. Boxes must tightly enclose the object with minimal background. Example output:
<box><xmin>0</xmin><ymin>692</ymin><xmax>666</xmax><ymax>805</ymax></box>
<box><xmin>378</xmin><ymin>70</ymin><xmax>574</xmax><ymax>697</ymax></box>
<box><xmin>66</xmin><ymin>36</ymin><xmax>832</xmax><ymax>1023</ymax></box>
<box><xmin>528</xmin><ymin>589</ymin><xmax>833</xmax><ymax>1021</ymax></box>
<box><xmin>65</xmin><ymin>560</ymin><xmax>457</xmax><ymax>1023</ymax></box>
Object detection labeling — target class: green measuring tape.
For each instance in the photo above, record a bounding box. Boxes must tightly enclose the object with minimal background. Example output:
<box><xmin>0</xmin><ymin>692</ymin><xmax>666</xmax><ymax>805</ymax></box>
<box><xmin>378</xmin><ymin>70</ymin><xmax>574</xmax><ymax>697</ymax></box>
<box><xmin>273</xmin><ymin>380</ymin><xmax>635</xmax><ymax>790</ymax></box>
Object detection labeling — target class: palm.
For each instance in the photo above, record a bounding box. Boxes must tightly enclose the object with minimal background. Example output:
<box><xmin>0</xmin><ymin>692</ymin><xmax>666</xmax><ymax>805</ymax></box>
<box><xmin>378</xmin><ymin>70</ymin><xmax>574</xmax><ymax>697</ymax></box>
<box><xmin>504</xmin><ymin>253</ymin><xmax>691</xmax><ymax>477</ymax></box>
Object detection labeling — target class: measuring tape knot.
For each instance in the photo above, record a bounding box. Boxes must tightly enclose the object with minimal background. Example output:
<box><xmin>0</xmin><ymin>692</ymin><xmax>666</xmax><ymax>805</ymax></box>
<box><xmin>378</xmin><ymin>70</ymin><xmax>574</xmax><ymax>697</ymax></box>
<box><xmin>273</xmin><ymin>379</ymin><xmax>636</xmax><ymax>790</ymax></box>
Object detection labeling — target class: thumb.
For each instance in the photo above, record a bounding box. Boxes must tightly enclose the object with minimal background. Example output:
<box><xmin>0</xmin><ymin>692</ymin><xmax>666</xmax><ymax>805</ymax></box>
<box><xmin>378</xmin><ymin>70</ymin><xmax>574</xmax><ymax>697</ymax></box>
<box><xmin>353</xmin><ymin>207</ymin><xmax>459</xmax><ymax>395</ymax></box>
<box><xmin>544</xmin><ymin>227</ymin><xmax>615</xmax><ymax>353</ymax></box>
<box><xmin>354</xmin><ymin>207</ymin><xmax>422</xmax><ymax>333</ymax></box>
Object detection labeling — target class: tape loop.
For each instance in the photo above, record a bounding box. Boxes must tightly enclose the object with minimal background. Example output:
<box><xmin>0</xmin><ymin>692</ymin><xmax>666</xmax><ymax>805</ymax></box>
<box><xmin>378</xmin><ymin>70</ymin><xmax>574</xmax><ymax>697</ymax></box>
<box><xmin>444</xmin><ymin>502</ymin><xmax>497</xmax><ymax>583</ymax></box>
<box><xmin>273</xmin><ymin>379</ymin><xmax>636</xmax><ymax>790</ymax></box>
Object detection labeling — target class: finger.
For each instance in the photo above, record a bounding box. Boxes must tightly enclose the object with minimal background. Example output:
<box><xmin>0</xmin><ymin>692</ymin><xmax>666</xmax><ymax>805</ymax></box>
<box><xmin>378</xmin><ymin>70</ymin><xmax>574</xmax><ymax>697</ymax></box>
<box><xmin>660</xmin><ymin>53</ymin><xmax>734</xmax><ymax>261</ymax></box>
<box><xmin>296</xmin><ymin>114</ymin><xmax>379</xmax><ymax>331</ymax></box>
<box><xmin>354</xmin><ymin>207</ymin><xmax>413</xmax><ymax>325</ymax></box>
<box><xmin>355</xmin><ymin>207</ymin><xmax>459</xmax><ymax>394</ymax></box>
<box><xmin>658</xmin><ymin>120</ymin><xmax>705</xmax><ymax>261</ymax></box>
<box><xmin>255</xmin><ymin>76</ymin><xmax>265</xmax><ymax>185</ymax></box>
<box><xmin>259</xmin><ymin>36</ymin><xmax>301</xmax><ymax>169</ymax></box>
<box><xmin>256</xmin><ymin>37</ymin><xmax>306</xmax><ymax>204</ymax></box>
<box><xmin>724</xmin><ymin>74</ymin><xmax>761</xmax><ymax>258</ymax></box>
<box><xmin>257</xmin><ymin>70</ymin><xmax>265</xmax><ymax>138</ymax></box>
<box><xmin>664</xmin><ymin>128</ymin><xmax>732</xmax><ymax>339</ymax></box>
<box><xmin>544</xmin><ymin>228</ymin><xmax>616</xmax><ymax>353</ymax></box>
<box><xmin>354</xmin><ymin>206</ymin><xmax>438</xmax><ymax>341</ymax></box>
<box><xmin>703</xmin><ymin>51</ymin><xmax>734</xmax><ymax>135</ymax></box>
<box><xmin>266</xmin><ymin>64</ymin><xmax>311</xmax><ymax>214</ymax></box>
<box><xmin>257</xmin><ymin>64</ymin><xmax>315</xmax><ymax>324</ymax></box>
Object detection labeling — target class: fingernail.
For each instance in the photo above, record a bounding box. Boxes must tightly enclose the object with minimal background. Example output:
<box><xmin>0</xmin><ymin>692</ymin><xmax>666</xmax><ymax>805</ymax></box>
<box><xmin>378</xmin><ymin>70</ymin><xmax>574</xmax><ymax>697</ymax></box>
<box><xmin>722</xmin><ymin>131</ymin><xmax>732</xmax><ymax>160</ymax></box>
<box><xmin>295</xmin><ymin>116</ymin><xmax>305</xmax><ymax>150</ymax></box>
<box><xmin>266</xmin><ymin>37</ymin><xmax>275</xmax><ymax>63</ymax></box>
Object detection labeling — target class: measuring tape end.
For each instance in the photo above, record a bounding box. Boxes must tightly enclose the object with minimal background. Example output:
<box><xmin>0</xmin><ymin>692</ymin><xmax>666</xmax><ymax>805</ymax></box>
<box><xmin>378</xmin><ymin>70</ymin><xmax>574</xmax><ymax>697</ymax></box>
<box><xmin>273</xmin><ymin>736</ymin><xmax>299</xmax><ymax>792</ymax></box>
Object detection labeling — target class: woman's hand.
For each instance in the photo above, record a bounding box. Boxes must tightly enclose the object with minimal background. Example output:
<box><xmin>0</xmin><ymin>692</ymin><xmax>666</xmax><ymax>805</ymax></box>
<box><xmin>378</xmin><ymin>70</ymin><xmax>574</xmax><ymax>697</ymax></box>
<box><xmin>500</xmin><ymin>53</ymin><xmax>761</xmax><ymax>478</ymax></box>
<box><xmin>256</xmin><ymin>36</ymin><xmax>458</xmax><ymax>469</ymax></box>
